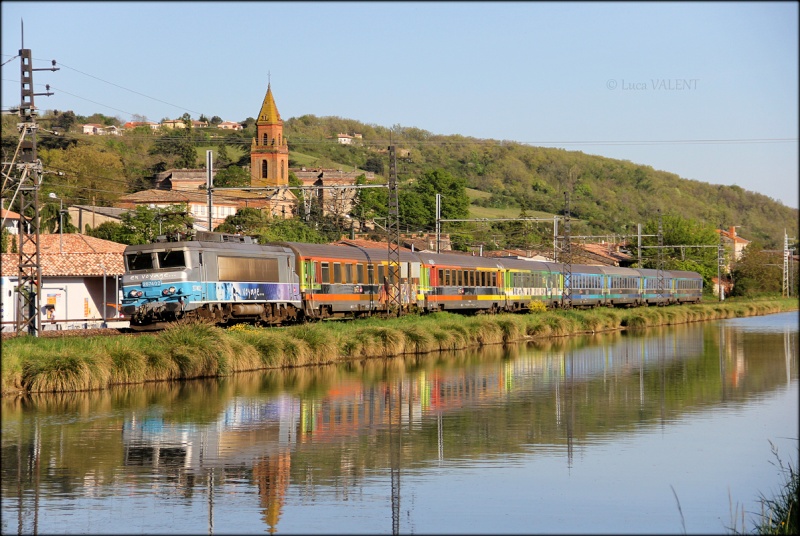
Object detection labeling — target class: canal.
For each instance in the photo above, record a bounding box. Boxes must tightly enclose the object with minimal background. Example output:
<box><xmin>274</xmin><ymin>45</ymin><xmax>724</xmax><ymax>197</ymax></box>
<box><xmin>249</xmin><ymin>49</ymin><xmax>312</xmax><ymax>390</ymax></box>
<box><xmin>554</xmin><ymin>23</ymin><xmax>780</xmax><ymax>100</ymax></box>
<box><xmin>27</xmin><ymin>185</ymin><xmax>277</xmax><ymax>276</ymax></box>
<box><xmin>2</xmin><ymin>312</ymin><xmax>797</xmax><ymax>534</ymax></box>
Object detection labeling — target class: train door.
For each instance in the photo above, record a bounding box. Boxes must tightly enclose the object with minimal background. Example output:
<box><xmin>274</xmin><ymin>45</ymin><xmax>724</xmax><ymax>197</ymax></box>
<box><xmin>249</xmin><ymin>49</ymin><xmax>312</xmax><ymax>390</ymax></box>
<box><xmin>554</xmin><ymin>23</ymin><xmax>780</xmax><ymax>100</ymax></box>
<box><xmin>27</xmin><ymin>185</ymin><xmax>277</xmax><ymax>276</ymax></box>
<box><xmin>407</xmin><ymin>261</ymin><xmax>421</xmax><ymax>308</ymax></box>
<box><xmin>195</xmin><ymin>251</ymin><xmax>208</xmax><ymax>302</ymax></box>
<box><xmin>418</xmin><ymin>264</ymin><xmax>430</xmax><ymax>306</ymax></box>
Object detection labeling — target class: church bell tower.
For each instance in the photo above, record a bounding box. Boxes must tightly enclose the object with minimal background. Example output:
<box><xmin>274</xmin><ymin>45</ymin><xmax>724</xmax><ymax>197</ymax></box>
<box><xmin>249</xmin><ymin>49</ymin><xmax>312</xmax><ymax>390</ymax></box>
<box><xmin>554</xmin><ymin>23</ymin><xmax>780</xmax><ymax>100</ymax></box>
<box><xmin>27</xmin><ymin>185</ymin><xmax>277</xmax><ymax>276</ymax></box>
<box><xmin>251</xmin><ymin>84</ymin><xmax>289</xmax><ymax>187</ymax></box>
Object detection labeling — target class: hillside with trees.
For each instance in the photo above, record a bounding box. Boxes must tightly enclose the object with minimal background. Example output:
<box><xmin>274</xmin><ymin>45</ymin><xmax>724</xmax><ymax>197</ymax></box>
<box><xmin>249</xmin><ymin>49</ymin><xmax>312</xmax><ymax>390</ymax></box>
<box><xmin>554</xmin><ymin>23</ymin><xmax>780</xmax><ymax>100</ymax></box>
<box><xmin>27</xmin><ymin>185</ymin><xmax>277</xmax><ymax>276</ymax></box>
<box><xmin>282</xmin><ymin>115</ymin><xmax>798</xmax><ymax>249</ymax></box>
<box><xmin>3</xmin><ymin>111</ymin><xmax>796</xmax><ymax>256</ymax></box>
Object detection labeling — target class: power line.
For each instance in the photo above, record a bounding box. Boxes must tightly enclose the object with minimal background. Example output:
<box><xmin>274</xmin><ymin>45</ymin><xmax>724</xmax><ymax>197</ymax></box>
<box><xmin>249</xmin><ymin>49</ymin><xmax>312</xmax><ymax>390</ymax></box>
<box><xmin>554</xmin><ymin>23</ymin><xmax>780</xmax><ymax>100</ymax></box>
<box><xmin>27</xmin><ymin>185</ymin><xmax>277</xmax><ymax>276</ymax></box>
<box><xmin>55</xmin><ymin>61</ymin><xmax>204</xmax><ymax>116</ymax></box>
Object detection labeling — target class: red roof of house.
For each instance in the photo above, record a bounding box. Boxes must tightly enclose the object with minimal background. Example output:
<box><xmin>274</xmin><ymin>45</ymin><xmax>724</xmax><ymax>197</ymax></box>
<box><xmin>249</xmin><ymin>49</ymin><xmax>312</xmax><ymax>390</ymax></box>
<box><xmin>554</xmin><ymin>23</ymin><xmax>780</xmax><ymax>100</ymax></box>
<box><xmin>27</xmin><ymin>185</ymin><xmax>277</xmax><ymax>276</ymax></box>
<box><xmin>1</xmin><ymin>208</ymin><xmax>23</xmax><ymax>220</ymax></box>
<box><xmin>1</xmin><ymin>234</ymin><xmax>126</xmax><ymax>277</ymax></box>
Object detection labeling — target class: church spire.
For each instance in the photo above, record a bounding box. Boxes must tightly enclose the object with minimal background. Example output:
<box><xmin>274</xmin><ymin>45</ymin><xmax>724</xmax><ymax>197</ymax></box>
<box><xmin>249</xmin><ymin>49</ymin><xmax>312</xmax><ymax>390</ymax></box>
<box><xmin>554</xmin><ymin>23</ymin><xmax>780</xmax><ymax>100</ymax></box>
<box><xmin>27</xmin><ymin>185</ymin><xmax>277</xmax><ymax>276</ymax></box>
<box><xmin>258</xmin><ymin>84</ymin><xmax>281</xmax><ymax>124</ymax></box>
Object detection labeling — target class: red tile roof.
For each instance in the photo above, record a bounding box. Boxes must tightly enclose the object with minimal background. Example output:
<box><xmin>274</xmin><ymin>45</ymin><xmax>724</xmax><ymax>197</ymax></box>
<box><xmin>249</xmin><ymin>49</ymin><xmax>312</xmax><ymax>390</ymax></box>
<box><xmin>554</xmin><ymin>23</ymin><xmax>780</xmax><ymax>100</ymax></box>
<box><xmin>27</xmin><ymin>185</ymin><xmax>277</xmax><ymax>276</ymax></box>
<box><xmin>1</xmin><ymin>208</ymin><xmax>23</xmax><ymax>220</ymax></box>
<box><xmin>1</xmin><ymin>234</ymin><xmax>126</xmax><ymax>277</ymax></box>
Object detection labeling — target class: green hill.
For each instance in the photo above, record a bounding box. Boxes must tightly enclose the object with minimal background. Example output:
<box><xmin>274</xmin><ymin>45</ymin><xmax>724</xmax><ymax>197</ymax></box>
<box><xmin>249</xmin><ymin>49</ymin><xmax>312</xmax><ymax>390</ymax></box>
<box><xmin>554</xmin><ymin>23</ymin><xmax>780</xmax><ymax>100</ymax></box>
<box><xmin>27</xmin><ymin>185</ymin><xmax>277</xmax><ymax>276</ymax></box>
<box><xmin>5</xmin><ymin>111</ymin><xmax>795</xmax><ymax>250</ymax></box>
<box><xmin>283</xmin><ymin>115</ymin><xmax>797</xmax><ymax>248</ymax></box>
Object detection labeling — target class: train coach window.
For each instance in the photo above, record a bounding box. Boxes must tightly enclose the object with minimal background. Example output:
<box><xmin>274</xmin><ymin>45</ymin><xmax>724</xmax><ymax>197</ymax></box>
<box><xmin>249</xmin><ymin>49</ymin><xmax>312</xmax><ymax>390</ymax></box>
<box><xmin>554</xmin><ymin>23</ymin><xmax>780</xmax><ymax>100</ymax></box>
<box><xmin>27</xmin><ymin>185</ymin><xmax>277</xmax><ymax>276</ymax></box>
<box><xmin>321</xmin><ymin>262</ymin><xmax>330</xmax><ymax>284</ymax></box>
<box><xmin>357</xmin><ymin>264</ymin><xmax>365</xmax><ymax>284</ymax></box>
<box><xmin>491</xmin><ymin>272</ymin><xmax>497</xmax><ymax>287</ymax></box>
<box><xmin>378</xmin><ymin>265</ymin><xmax>386</xmax><ymax>284</ymax></box>
<box><xmin>333</xmin><ymin>263</ymin><xmax>342</xmax><ymax>283</ymax></box>
<box><xmin>344</xmin><ymin>264</ymin><xmax>353</xmax><ymax>284</ymax></box>
<box><xmin>367</xmin><ymin>264</ymin><xmax>374</xmax><ymax>284</ymax></box>
<box><xmin>126</xmin><ymin>252</ymin><xmax>154</xmax><ymax>271</ymax></box>
<box><xmin>157</xmin><ymin>250</ymin><xmax>186</xmax><ymax>269</ymax></box>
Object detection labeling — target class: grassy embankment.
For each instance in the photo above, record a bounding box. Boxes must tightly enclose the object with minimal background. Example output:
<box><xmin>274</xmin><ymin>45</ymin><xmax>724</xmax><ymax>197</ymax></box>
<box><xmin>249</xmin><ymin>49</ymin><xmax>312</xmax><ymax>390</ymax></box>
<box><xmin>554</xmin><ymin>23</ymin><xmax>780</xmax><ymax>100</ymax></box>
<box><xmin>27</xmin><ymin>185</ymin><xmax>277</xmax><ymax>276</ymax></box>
<box><xmin>1</xmin><ymin>297</ymin><xmax>796</xmax><ymax>396</ymax></box>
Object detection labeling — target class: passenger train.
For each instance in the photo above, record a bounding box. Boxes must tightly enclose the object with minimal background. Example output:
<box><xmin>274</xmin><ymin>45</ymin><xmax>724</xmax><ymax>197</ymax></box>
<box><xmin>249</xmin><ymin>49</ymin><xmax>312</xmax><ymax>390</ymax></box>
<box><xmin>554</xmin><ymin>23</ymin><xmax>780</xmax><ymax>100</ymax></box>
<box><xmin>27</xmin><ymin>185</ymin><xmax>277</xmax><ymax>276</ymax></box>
<box><xmin>120</xmin><ymin>231</ymin><xmax>703</xmax><ymax>329</ymax></box>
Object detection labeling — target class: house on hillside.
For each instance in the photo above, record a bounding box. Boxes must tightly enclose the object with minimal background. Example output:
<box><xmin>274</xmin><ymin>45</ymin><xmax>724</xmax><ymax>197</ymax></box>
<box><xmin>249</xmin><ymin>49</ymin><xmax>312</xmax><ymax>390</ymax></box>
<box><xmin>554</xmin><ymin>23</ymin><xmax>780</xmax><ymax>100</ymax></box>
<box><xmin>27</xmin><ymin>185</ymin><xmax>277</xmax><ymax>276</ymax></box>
<box><xmin>217</xmin><ymin>121</ymin><xmax>243</xmax><ymax>130</ymax></box>
<box><xmin>716</xmin><ymin>226</ymin><xmax>750</xmax><ymax>263</ymax></box>
<box><xmin>1</xmin><ymin>234</ymin><xmax>128</xmax><ymax>331</ymax></box>
<box><xmin>574</xmin><ymin>242</ymin><xmax>634</xmax><ymax>267</ymax></box>
<box><xmin>82</xmin><ymin>123</ymin><xmax>106</xmax><ymax>135</ymax></box>
<box><xmin>123</xmin><ymin>121</ymin><xmax>159</xmax><ymax>131</ymax></box>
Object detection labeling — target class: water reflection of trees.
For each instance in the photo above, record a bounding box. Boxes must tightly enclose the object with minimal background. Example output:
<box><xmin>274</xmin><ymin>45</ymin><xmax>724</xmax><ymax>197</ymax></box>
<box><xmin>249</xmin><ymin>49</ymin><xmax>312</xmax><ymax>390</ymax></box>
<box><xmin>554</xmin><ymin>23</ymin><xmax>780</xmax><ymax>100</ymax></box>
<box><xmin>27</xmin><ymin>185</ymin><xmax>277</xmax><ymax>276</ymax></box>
<box><xmin>2</xmin><ymin>320</ymin><xmax>797</xmax><ymax>534</ymax></box>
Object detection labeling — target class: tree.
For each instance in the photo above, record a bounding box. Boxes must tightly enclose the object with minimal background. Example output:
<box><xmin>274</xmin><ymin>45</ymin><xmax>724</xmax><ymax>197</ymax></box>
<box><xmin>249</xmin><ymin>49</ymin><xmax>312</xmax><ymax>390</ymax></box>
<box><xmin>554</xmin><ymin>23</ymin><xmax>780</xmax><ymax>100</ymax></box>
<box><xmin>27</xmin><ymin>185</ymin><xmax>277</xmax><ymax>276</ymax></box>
<box><xmin>118</xmin><ymin>204</ymin><xmax>194</xmax><ymax>244</ymax></box>
<box><xmin>214</xmin><ymin>165</ymin><xmax>249</xmax><ymax>188</ymax></box>
<box><xmin>640</xmin><ymin>213</ymin><xmax>720</xmax><ymax>286</ymax></box>
<box><xmin>351</xmin><ymin>177</ymin><xmax>388</xmax><ymax>225</ymax></box>
<box><xmin>40</xmin><ymin>144</ymin><xmax>126</xmax><ymax>206</ymax></box>
<box><xmin>729</xmin><ymin>241</ymin><xmax>783</xmax><ymax>297</ymax></box>
<box><xmin>215</xmin><ymin>208</ymin><xmax>271</xmax><ymax>234</ymax></box>
<box><xmin>404</xmin><ymin>169</ymin><xmax>470</xmax><ymax>229</ymax></box>
<box><xmin>363</xmin><ymin>155</ymin><xmax>384</xmax><ymax>174</ymax></box>
<box><xmin>216</xmin><ymin>145</ymin><xmax>232</xmax><ymax>168</ymax></box>
<box><xmin>1</xmin><ymin>228</ymin><xmax>9</xmax><ymax>253</ymax></box>
<box><xmin>150</xmin><ymin>130</ymin><xmax>197</xmax><ymax>169</ymax></box>
<box><xmin>257</xmin><ymin>218</ymin><xmax>328</xmax><ymax>244</ymax></box>
<box><xmin>86</xmin><ymin>221</ymin><xmax>126</xmax><ymax>243</ymax></box>
<box><xmin>50</xmin><ymin>110</ymin><xmax>78</xmax><ymax>132</ymax></box>
<box><xmin>210</xmin><ymin>116</ymin><xmax>223</xmax><ymax>126</ymax></box>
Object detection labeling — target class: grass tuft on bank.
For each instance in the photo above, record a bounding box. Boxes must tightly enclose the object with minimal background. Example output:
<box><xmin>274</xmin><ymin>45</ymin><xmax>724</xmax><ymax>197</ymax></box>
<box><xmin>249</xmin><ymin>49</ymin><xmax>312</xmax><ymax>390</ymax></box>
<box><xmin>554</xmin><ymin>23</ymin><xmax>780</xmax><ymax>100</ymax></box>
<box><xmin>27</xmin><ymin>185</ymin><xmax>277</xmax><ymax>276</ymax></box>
<box><xmin>1</xmin><ymin>297</ymin><xmax>796</xmax><ymax>395</ymax></box>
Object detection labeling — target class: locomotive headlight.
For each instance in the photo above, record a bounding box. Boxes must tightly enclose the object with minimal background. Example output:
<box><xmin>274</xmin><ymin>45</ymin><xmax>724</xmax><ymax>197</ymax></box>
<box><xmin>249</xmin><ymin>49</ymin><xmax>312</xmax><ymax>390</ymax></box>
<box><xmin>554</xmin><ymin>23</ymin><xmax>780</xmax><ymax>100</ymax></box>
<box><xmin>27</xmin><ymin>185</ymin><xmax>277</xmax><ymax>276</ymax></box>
<box><xmin>162</xmin><ymin>286</ymin><xmax>177</xmax><ymax>296</ymax></box>
<box><xmin>128</xmin><ymin>290</ymin><xmax>143</xmax><ymax>298</ymax></box>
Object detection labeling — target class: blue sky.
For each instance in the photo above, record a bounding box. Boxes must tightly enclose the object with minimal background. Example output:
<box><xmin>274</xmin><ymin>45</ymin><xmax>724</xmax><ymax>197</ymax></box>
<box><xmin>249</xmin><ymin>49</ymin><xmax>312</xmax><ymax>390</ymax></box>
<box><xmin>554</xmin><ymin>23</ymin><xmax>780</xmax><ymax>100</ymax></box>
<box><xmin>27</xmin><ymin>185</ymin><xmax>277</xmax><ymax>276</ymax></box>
<box><xmin>2</xmin><ymin>1</ymin><xmax>797</xmax><ymax>209</ymax></box>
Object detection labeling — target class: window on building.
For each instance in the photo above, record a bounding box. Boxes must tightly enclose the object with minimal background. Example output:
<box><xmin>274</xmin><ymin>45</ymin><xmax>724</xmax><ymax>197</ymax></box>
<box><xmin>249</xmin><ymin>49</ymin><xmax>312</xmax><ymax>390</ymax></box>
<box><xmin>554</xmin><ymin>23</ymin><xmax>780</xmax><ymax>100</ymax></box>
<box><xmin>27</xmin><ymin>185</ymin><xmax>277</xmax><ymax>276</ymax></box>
<box><xmin>262</xmin><ymin>160</ymin><xmax>268</xmax><ymax>179</ymax></box>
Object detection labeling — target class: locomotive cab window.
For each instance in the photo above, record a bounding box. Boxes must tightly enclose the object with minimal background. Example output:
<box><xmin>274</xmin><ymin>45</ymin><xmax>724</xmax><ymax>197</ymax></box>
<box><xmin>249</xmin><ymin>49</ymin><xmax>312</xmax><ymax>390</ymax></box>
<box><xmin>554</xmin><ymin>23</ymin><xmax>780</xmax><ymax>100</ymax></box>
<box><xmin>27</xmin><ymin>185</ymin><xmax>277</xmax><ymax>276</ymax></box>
<box><xmin>157</xmin><ymin>250</ymin><xmax>186</xmax><ymax>269</ymax></box>
<box><xmin>126</xmin><ymin>252</ymin><xmax>154</xmax><ymax>271</ymax></box>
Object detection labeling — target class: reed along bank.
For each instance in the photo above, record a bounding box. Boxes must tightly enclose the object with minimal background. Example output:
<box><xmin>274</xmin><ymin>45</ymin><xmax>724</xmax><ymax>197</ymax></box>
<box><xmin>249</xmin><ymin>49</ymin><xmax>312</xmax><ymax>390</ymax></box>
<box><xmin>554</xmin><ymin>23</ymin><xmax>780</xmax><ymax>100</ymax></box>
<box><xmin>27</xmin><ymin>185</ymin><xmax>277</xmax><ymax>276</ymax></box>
<box><xmin>2</xmin><ymin>297</ymin><xmax>797</xmax><ymax>396</ymax></box>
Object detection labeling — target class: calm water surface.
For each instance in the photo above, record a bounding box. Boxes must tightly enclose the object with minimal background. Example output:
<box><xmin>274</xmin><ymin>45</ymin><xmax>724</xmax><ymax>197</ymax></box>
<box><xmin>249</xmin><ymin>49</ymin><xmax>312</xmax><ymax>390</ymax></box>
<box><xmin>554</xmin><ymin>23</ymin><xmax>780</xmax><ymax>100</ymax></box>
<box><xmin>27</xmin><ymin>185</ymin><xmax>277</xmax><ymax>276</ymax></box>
<box><xmin>2</xmin><ymin>312</ymin><xmax>797</xmax><ymax>534</ymax></box>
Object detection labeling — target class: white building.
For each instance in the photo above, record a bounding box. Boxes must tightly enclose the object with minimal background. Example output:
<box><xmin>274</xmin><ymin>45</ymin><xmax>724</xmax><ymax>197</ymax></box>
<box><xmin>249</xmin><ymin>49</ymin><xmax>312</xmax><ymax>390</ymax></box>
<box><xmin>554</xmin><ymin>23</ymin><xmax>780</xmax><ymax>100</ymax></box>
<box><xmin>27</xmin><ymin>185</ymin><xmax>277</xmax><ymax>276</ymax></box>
<box><xmin>1</xmin><ymin>234</ymin><xmax>128</xmax><ymax>332</ymax></box>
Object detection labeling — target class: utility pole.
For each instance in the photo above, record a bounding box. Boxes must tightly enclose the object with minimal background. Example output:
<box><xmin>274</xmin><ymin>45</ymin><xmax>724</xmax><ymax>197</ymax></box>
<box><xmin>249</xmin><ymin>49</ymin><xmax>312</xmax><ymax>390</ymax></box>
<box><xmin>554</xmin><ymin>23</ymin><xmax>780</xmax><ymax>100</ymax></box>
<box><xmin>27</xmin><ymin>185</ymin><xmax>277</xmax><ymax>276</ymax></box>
<box><xmin>206</xmin><ymin>150</ymin><xmax>213</xmax><ymax>232</ymax></box>
<box><xmin>387</xmin><ymin>145</ymin><xmax>401</xmax><ymax>316</ymax></box>
<box><xmin>718</xmin><ymin>224</ymin><xmax>724</xmax><ymax>301</ymax></box>
<box><xmin>656</xmin><ymin>211</ymin><xmax>665</xmax><ymax>305</ymax></box>
<box><xmin>435</xmin><ymin>193</ymin><xmax>441</xmax><ymax>254</ymax></box>
<box><xmin>561</xmin><ymin>191</ymin><xmax>572</xmax><ymax>309</ymax></box>
<box><xmin>783</xmin><ymin>230</ymin><xmax>789</xmax><ymax>298</ymax></box>
<box><xmin>9</xmin><ymin>31</ymin><xmax>58</xmax><ymax>336</ymax></box>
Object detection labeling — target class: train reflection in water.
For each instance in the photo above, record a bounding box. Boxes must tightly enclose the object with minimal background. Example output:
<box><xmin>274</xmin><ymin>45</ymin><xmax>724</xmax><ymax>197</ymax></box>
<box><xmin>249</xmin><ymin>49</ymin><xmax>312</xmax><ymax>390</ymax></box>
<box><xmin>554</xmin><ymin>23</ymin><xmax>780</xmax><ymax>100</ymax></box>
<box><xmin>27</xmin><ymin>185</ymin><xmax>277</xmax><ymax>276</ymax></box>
<box><xmin>114</xmin><ymin>327</ymin><xmax>709</xmax><ymax>533</ymax></box>
<box><xmin>122</xmin><ymin>327</ymin><xmax>704</xmax><ymax>474</ymax></box>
